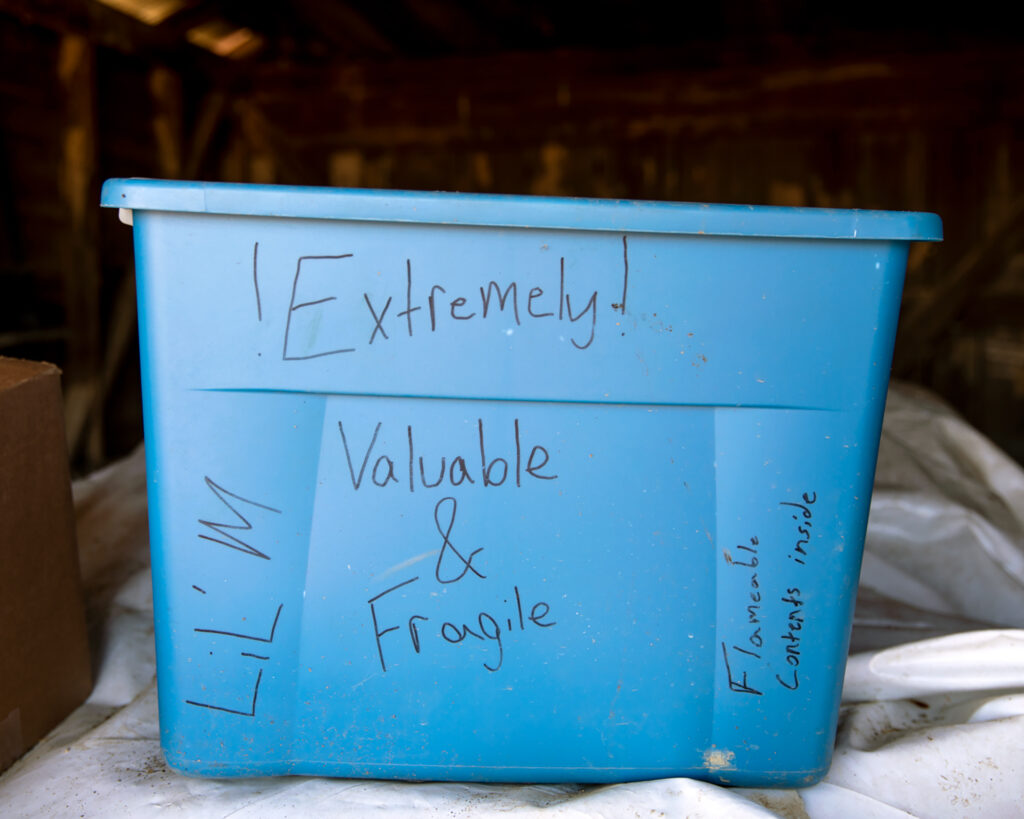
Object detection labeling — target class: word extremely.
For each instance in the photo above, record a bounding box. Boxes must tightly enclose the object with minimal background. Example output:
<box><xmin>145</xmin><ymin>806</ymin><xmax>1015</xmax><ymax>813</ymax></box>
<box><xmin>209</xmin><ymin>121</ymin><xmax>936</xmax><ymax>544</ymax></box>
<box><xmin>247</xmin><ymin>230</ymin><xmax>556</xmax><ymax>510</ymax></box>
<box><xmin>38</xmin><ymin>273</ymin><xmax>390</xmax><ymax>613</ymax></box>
<box><xmin>276</xmin><ymin>251</ymin><xmax>622</xmax><ymax>360</ymax></box>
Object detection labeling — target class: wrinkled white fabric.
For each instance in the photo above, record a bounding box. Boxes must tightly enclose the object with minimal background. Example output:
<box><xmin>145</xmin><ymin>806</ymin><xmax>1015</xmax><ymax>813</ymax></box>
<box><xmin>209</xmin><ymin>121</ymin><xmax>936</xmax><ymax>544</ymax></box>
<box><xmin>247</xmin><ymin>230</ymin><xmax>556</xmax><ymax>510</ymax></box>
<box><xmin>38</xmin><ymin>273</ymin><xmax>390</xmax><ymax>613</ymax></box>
<box><xmin>2</xmin><ymin>383</ymin><xmax>1022</xmax><ymax>817</ymax></box>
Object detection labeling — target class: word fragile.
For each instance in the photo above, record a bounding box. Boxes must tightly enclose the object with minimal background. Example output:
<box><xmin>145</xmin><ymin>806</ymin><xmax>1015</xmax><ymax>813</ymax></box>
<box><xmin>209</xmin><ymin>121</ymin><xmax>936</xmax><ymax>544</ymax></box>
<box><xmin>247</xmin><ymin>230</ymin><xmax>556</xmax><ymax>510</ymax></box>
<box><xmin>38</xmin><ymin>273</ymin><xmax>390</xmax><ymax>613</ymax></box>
<box><xmin>368</xmin><ymin>577</ymin><xmax>555</xmax><ymax>673</ymax></box>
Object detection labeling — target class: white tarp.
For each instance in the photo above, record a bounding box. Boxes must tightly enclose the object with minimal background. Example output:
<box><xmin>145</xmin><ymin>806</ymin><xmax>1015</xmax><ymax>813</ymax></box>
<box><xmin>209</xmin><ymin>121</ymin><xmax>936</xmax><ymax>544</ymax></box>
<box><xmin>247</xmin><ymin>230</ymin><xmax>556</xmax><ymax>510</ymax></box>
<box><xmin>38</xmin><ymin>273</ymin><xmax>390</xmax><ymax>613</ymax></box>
<box><xmin>2</xmin><ymin>383</ymin><xmax>1022</xmax><ymax>817</ymax></box>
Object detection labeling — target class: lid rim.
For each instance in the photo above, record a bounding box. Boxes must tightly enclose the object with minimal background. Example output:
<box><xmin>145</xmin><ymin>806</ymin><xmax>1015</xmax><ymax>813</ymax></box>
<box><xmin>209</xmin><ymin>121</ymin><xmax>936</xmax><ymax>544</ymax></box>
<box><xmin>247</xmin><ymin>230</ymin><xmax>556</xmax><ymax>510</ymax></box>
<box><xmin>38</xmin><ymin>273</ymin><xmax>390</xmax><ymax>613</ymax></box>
<box><xmin>100</xmin><ymin>178</ymin><xmax>944</xmax><ymax>242</ymax></box>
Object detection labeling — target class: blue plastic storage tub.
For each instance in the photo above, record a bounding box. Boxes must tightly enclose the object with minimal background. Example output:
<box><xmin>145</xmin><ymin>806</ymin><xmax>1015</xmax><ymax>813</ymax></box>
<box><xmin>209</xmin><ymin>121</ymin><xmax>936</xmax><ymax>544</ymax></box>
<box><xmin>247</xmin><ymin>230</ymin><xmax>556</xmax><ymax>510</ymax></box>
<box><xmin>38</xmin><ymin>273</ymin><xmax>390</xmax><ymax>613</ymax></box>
<box><xmin>101</xmin><ymin>179</ymin><xmax>941</xmax><ymax>786</ymax></box>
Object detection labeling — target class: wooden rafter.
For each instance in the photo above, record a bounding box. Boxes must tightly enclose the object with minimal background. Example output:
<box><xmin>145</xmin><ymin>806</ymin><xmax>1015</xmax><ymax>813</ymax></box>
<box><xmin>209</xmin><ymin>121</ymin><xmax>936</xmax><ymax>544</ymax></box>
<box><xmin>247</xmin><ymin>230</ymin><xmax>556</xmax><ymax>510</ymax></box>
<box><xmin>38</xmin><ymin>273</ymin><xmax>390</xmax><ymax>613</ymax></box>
<box><xmin>895</xmin><ymin>195</ymin><xmax>1024</xmax><ymax>377</ymax></box>
<box><xmin>0</xmin><ymin>0</ymin><xmax>227</xmax><ymax>72</ymax></box>
<box><xmin>57</xmin><ymin>31</ymin><xmax>103</xmax><ymax>465</ymax></box>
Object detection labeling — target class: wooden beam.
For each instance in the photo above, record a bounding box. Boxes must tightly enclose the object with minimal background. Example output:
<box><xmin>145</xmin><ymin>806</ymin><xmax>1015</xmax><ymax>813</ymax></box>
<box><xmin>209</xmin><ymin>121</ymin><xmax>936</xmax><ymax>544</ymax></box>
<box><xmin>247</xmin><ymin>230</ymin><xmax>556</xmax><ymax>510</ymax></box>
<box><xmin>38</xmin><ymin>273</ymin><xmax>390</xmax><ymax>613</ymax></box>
<box><xmin>894</xmin><ymin>194</ymin><xmax>1024</xmax><ymax>377</ymax></box>
<box><xmin>0</xmin><ymin>126</ymin><xmax>20</xmax><ymax>266</ymax></box>
<box><xmin>234</xmin><ymin>99</ymin><xmax>320</xmax><ymax>184</ymax></box>
<box><xmin>239</xmin><ymin>46</ymin><xmax>1024</xmax><ymax>154</ymax></box>
<box><xmin>400</xmin><ymin>0</ymin><xmax>500</xmax><ymax>52</ymax></box>
<box><xmin>93</xmin><ymin>269</ymin><xmax>138</xmax><ymax>433</ymax></box>
<box><xmin>0</xmin><ymin>328</ymin><xmax>70</xmax><ymax>349</ymax></box>
<box><xmin>184</xmin><ymin>89</ymin><xmax>227</xmax><ymax>178</ymax></box>
<box><xmin>57</xmin><ymin>31</ymin><xmax>102</xmax><ymax>467</ymax></box>
<box><xmin>150</xmin><ymin>64</ymin><xmax>183</xmax><ymax>176</ymax></box>
<box><xmin>289</xmin><ymin>0</ymin><xmax>398</xmax><ymax>57</ymax></box>
<box><xmin>0</xmin><ymin>0</ymin><xmax>228</xmax><ymax>75</ymax></box>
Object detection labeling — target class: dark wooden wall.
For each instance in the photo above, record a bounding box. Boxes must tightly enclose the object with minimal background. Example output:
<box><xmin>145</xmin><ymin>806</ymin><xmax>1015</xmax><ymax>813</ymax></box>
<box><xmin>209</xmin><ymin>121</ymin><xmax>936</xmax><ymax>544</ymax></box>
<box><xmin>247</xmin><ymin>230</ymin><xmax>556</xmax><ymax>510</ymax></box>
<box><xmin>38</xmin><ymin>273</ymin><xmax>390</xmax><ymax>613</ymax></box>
<box><xmin>2</xmin><ymin>4</ymin><xmax>1022</xmax><ymax>471</ymax></box>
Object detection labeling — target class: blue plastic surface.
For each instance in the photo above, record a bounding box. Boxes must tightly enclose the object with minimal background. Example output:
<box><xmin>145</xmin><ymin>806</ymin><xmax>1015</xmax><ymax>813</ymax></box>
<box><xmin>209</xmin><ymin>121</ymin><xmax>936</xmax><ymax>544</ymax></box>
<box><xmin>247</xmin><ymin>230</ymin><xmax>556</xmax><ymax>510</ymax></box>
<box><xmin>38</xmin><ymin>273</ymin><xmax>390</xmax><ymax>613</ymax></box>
<box><xmin>102</xmin><ymin>179</ymin><xmax>941</xmax><ymax>786</ymax></box>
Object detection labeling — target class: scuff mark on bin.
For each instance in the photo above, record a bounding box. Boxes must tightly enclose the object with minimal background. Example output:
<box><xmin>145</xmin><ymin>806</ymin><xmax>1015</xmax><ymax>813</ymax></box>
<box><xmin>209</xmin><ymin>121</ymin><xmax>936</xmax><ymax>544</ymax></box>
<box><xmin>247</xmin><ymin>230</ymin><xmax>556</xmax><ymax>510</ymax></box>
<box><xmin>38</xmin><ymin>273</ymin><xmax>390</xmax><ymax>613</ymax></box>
<box><xmin>703</xmin><ymin>747</ymin><xmax>736</xmax><ymax>770</ymax></box>
<box><xmin>376</xmin><ymin>549</ymin><xmax>439</xmax><ymax>581</ymax></box>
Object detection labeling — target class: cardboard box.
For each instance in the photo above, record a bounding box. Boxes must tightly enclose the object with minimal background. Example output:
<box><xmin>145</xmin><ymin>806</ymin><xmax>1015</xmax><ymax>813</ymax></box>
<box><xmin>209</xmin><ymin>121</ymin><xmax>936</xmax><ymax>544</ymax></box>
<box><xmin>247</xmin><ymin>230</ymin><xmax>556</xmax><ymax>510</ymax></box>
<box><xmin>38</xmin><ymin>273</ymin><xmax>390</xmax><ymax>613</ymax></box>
<box><xmin>0</xmin><ymin>357</ymin><xmax>92</xmax><ymax>772</ymax></box>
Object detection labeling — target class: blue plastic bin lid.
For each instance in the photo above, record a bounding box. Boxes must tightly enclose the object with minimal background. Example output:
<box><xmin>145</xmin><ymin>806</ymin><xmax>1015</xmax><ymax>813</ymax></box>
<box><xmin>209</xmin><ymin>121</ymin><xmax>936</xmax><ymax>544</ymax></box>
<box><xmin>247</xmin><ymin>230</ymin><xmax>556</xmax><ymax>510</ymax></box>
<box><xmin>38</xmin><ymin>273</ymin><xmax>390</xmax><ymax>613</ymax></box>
<box><xmin>101</xmin><ymin>178</ymin><xmax>942</xmax><ymax>241</ymax></box>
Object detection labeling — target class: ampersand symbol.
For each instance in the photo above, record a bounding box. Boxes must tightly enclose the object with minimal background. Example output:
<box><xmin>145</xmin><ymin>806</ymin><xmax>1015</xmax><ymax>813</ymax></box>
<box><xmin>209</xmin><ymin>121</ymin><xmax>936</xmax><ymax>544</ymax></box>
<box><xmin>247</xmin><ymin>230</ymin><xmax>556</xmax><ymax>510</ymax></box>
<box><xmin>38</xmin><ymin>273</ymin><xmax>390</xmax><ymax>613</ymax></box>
<box><xmin>433</xmin><ymin>497</ymin><xmax>485</xmax><ymax>584</ymax></box>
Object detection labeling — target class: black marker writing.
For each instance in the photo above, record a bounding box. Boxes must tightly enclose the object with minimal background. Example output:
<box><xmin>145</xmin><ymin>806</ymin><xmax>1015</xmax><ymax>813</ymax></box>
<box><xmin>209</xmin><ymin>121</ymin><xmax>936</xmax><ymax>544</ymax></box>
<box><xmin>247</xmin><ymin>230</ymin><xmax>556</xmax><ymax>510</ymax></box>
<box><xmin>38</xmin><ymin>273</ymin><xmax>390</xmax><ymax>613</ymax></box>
<box><xmin>186</xmin><ymin>602</ymin><xmax>282</xmax><ymax>716</ymax></box>
<box><xmin>338</xmin><ymin>418</ymin><xmax>557</xmax><ymax>493</ymax></box>
<box><xmin>363</xmin><ymin>292</ymin><xmax>392</xmax><ymax>344</ymax></box>
<box><xmin>408</xmin><ymin>614</ymin><xmax>428</xmax><ymax>653</ymax></box>
<box><xmin>723</xmin><ymin>536</ymin><xmax>764</xmax><ymax>662</ymax></box>
<box><xmin>433</xmin><ymin>497</ymin><xmax>486</xmax><ymax>584</ymax></box>
<box><xmin>369</xmin><ymin>581</ymin><xmax>554</xmax><ymax>674</ymax></box>
<box><xmin>781</xmin><ymin>491</ymin><xmax>816</xmax><ymax>565</ymax></box>
<box><xmin>368</xmin><ymin>576</ymin><xmax>420</xmax><ymax>673</ymax></box>
<box><xmin>275</xmin><ymin>250</ymin><xmax>608</xmax><ymax>357</ymax></box>
<box><xmin>721</xmin><ymin>642</ymin><xmax>763</xmax><ymax>696</ymax></box>
<box><xmin>253</xmin><ymin>241</ymin><xmax>262</xmax><ymax>321</ymax></box>
<box><xmin>441</xmin><ymin>613</ymin><xmax>504</xmax><ymax>672</ymax></box>
<box><xmin>194</xmin><ymin>603</ymin><xmax>283</xmax><ymax>643</ymax></box>
<box><xmin>620</xmin><ymin>235</ymin><xmax>629</xmax><ymax>314</ymax></box>
<box><xmin>282</xmin><ymin>254</ymin><xmax>356</xmax><ymax>360</ymax></box>
<box><xmin>397</xmin><ymin>260</ymin><xmax>419</xmax><ymax>337</ymax></box>
<box><xmin>186</xmin><ymin>668</ymin><xmax>263</xmax><ymax>717</ymax></box>
<box><xmin>480</xmin><ymin>280</ymin><xmax>520</xmax><ymax>325</ymax></box>
<box><xmin>776</xmin><ymin>588</ymin><xmax>804</xmax><ymax>690</ymax></box>
<box><xmin>198</xmin><ymin>477</ymin><xmax>282</xmax><ymax>561</ymax></box>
